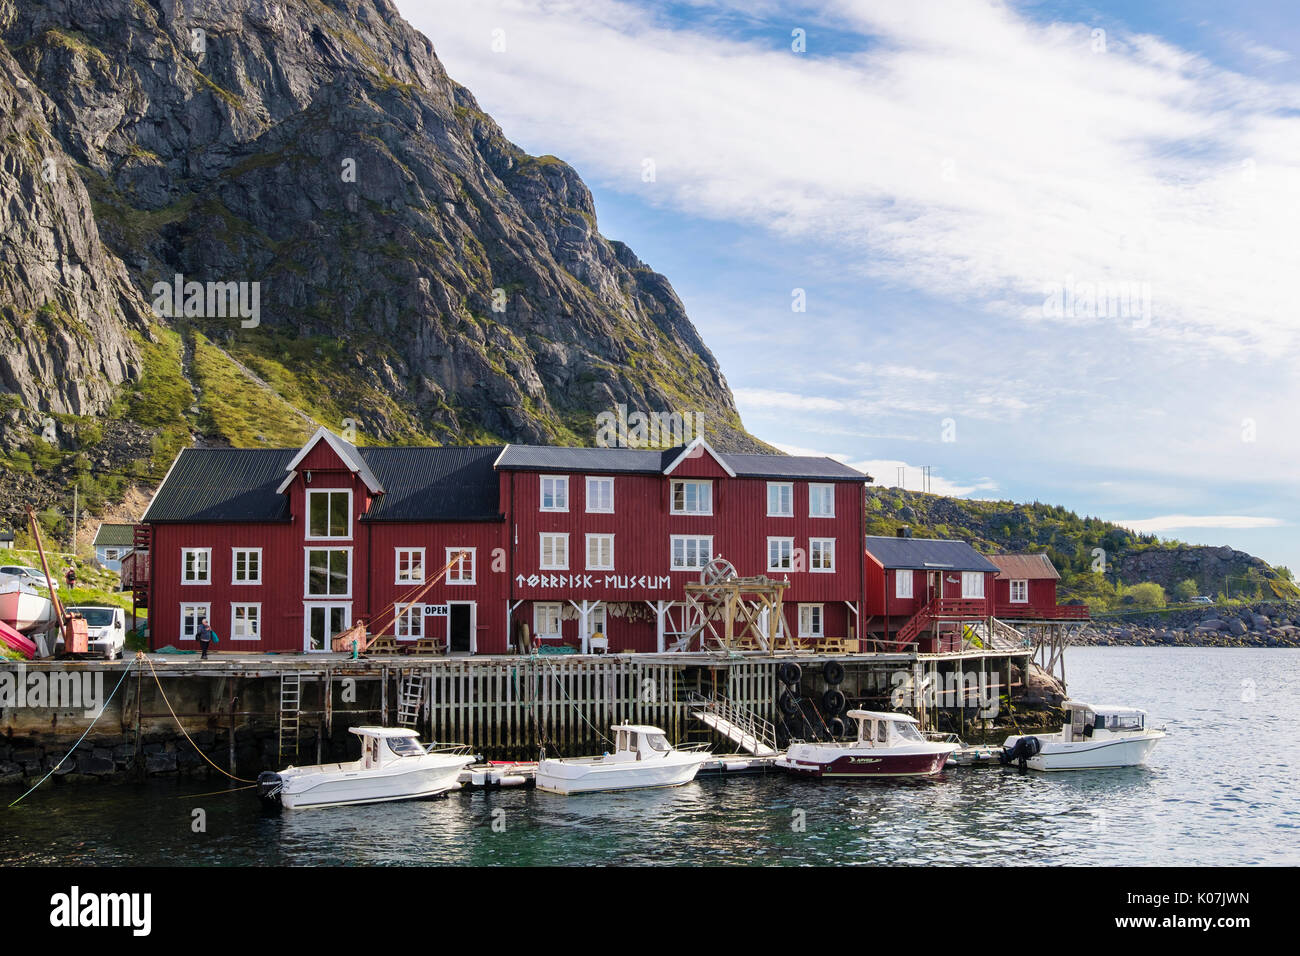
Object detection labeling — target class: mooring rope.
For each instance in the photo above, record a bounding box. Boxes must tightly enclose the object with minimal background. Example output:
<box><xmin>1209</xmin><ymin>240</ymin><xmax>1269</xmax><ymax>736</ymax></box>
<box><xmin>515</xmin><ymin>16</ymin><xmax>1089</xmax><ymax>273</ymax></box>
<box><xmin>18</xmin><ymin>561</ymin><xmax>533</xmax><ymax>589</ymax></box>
<box><xmin>7</xmin><ymin>657</ymin><xmax>137</xmax><ymax>808</ymax></box>
<box><xmin>141</xmin><ymin>653</ymin><xmax>256</xmax><ymax>783</ymax></box>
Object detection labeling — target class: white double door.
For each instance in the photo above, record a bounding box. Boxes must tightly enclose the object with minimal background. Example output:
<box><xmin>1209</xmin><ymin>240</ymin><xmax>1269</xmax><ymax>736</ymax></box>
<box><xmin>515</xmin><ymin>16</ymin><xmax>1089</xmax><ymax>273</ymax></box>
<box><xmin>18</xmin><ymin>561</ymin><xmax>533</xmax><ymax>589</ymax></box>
<box><xmin>304</xmin><ymin>603</ymin><xmax>351</xmax><ymax>653</ymax></box>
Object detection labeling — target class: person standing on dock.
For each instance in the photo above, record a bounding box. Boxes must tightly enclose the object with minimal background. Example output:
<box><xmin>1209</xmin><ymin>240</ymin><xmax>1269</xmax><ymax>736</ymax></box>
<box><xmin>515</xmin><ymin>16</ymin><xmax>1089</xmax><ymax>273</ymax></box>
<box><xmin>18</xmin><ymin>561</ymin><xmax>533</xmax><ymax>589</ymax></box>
<box><xmin>197</xmin><ymin>617</ymin><xmax>213</xmax><ymax>660</ymax></box>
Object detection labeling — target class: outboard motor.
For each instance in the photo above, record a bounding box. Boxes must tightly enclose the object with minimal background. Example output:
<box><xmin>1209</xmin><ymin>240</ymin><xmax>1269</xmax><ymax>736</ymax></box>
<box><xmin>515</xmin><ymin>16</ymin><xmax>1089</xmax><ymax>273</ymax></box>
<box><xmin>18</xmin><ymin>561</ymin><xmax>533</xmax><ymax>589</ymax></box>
<box><xmin>257</xmin><ymin>771</ymin><xmax>285</xmax><ymax>808</ymax></box>
<box><xmin>999</xmin><ymin>735</ymin><xmax>1042</xmax><ymax>770</ymax></box>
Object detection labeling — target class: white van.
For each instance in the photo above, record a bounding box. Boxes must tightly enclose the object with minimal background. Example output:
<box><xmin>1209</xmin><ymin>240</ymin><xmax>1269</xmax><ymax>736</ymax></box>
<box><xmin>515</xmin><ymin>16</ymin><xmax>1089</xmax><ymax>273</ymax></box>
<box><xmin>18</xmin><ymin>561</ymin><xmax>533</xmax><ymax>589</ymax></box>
<box><xmin>59</xmin><ymin>606</ymin><xmax>127</xmax><ymax>659</ymax></box>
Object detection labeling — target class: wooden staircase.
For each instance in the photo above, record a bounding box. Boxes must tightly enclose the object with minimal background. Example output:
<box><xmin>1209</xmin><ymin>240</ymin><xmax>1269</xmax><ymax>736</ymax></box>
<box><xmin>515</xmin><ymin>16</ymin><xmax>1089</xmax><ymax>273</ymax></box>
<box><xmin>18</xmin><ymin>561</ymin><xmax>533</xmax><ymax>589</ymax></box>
<box><xmin>891</xmin><ymin>597</ymin><xmax>989</xmax><ymax>649</ymax></box>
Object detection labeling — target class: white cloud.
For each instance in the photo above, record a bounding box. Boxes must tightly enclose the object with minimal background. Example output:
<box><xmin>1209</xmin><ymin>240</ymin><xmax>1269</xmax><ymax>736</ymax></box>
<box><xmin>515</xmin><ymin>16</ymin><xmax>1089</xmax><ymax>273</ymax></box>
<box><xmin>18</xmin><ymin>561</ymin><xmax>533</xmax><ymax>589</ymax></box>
<box><xmin>1116</xmin><ymin>514</ymin><xmax>1286</xmax><ymax>533</ymax></box>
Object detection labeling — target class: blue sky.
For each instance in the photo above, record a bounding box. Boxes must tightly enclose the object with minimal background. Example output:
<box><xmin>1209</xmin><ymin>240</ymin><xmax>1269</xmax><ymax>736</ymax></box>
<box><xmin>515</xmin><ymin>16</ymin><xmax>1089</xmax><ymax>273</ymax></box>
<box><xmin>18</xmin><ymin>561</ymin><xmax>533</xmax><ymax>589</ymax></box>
<box><xmin>401</xmin><ymin>0</ymin><xmax>1300</xmax><ymax>573</ymax></box>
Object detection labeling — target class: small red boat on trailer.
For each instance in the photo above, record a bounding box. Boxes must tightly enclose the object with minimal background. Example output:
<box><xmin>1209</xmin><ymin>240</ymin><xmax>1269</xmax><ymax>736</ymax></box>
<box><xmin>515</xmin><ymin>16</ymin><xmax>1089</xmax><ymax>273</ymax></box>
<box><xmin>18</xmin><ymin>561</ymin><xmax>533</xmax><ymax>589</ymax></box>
<box><xmin>776</xmin><ymin>710</ymin><xmax>956</xmax><ymax>779</ymax></box>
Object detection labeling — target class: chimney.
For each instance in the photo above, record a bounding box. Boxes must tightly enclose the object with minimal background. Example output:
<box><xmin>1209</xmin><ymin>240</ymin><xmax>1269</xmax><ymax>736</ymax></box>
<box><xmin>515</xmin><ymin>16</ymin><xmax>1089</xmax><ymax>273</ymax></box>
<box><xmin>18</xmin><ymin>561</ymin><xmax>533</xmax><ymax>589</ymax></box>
<box><xmin>897</xmin><ymin>525</ymin><xmax>912</xmax><ymax>538</ymax></box>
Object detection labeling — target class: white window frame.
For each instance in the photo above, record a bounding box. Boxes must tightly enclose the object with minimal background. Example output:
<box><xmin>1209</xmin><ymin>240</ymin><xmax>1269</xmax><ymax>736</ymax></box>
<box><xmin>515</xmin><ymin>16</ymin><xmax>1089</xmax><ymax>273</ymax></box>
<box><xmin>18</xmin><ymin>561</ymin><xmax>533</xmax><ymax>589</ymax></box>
<box><xmin>231</xmin><ymin>548</ymin><xmax>262</xmax><ymax>585</ymax></box>
<box><xmin>585</xmin><ymin>476</ymin><xmax>614</xmax><ymax>514</ymax></box>
<box><xmin>540</xmin><ymin>533</ymin><xmax>569</xmax><ymax>570</ymax></box>
<box><xmin>446</xmin><ymin>547</ymin><xmax>476</xmax><ymax>585</ymax></box>
<box><xmin>534</xmin><ymin>602</ymin><xmax>563</xmax><ymax>640</ymax></box>
<box><xmin>590</xmin><ymin>604</ymin><xmax>608</xmax><ymax>638</ymax></box>
<box><xmin>767</xmin><ymin>537</ymin><xmax>794</xmax><ymax>572</ymax></box>
<box><xmin>585</xmin><ymin>533</ymin><xmax>614</xmax><ymax>571</ymax></box>
<box><xmin>962</xmin><ymin>572</ymin><xmax>986</xmax><ymax>599</ymax></box>
<box><xmin>670</xmin><ymin>479</ymin><xmax>713</xmax><ymax>515</ymax></box>
<box><xmin>810</xmin><ymin>538</ymin><xmax>836</xmax><ymax>573</ymax></box>
<box><xmin>181</xmin><ymin>548</ymin><xmax>211</xmax><ymax>585</ymax></box>
<box><xmin>1009</xmin><ymin>579</ymin><xmax>1028</xmax><ymax>603</ymax></box>
<box><xmin>304</xmin><ymin>547</ymin><xmax>353</xmax><ymax>599</ymax></box>
<box><xmin>102</xmin><ymin>548</ymin><xmax>121</xmax><ymax>562</ymax></box>
<box><xmin>766</xmin><ymin>481</ymin><xmax>793</xmax><ymax>517</ymax></box>
<box><xmin>305</xmin><ymin>488</ymin><xmax>353</xmax><ymax>540</ymax></box>
<box><xmin>670</xmin><ymin>535</ymin><xmax>713</xmax><ymax>570</ymax></box>
<box><xmin>395</xmin><ymin>602</ymin><xmax>424</xmax><ymax>640</ymax></box>
<box><xmin>395</xmin><ymin>547</ymin><xmax>425</xmax><ymax>585</ymax></box>
<box><xmin>809</xmin><ymin>483</ymin><xmax>835</xmax><ymax>518</ymax></box>
<box><xmin>179</xmin><ymin>603</ymin><xmax>211</xmax><ymax>642</ymax></box>
<box><xmin>895</xmin><ymin>570</ymin><xmax>914</xmax><ymax>600</ymax></box>
<box><xmin>799</xmin><ymin>604</ymin><xmax>824</xmax><ymax>638</ymax></box>
<box><xmin>303</xmin><ymin>602</ymin><xmax>351</xmax><ymax>654</ymax></box>
<box><xmin>230</xmin><ymin>602</ymin><xmax>261</xmax><ymax>641</ymax></box>
<box><xmin>540</xmin><ymin>475</ymin><xmax>569</xmax><ymax>512</ymax></box>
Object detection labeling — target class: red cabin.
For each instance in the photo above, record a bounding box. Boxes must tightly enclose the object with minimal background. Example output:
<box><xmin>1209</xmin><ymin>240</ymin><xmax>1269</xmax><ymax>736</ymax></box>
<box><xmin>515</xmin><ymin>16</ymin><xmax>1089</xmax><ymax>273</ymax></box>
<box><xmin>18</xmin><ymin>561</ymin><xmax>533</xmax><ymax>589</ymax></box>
<box><xmin>862</xmin><ymin>532</ymin><xmax>998</xmax><ymax>652</ymax></box>
<box><xmin>989</xmin><ymin>553</ymin><xmax>1089</xmax><ymax>620</ymax></box>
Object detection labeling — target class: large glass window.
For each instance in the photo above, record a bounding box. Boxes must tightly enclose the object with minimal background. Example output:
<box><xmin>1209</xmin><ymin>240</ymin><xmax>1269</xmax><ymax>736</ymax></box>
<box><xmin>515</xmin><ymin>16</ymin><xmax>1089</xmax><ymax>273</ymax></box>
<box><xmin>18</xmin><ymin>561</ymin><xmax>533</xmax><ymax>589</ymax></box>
<box><xmin>810</xmin><ymin>538</ymin><xmax>835</xmax><ymax>572</ymax></box>
<box><xmin>307</xmin><ymin>490</ymin><xmax>351</xmax><ymax>539</ymax></box>
<box><xmin>586</xmin><ymin>534</ymin><xmax>614</xmax><ymax>570</ymax></box>
<box><xmin>961</xmin><ymin>572</ymin><xmax>985</xmax><ymax>599</ymax></box>
<box><xmin>446</xmin><ymin>548</ymin><xmax>475</xmax><ymax>584</ymax></box>
<box><xmin>231</xmin><ymin>603</ymin><xmax>261</xmax><ymax>640</ymax></box>
<box><xmin>306</xmin><ymin>548</ymin><xmax>351</xmax><ymax>596</ymax></box>
<box><xmin>540</xmin><ymin>534</ymin><xmax>568</xmax><ymax>570</ymax></box>
<box><xmin>586</xmin><ymin>476</ymin><xmax>614</xmax><ymax>513</ymax></box>
<box><xmin>395</xmin><ymin>548</ymin><xmax>424</xmax><ymax>584</ymax></box>
<box><xmin>809</xmin><ymin>484</ymin><xmax>835</xmax><ymax>517</ymax></box>
<box><xmin>671</xmin><ymin>535</ymin><xmax>713</xmax><ymax>570</ymax></box>
<box><xmin>181</xmin><ymin>548</ymin><xmax>210</xmax><ymax>584</ymax></box>
<box><xmin>1009</xmin><ymin>579</ymin><xmax>1028</xmax><ymax>602</ymax></box>
<box><xmin>767</xmin><ymin>537</ymin><xmax>794</xmax><ymax>572</ymax></box>
<box><xmin>540</xmin><ymin>475</ymin><xmax>569</xmax><ymax>512</ymax></box>
<box><xmin>670</xmin><ymin>479</ymin><xmax>712</xmax><ymax>515</ymax></box>
<box><xmin>767</xmin><ymin>482</ymin><xmax>793</xmax><ymax>517</ymax></box>
<box><xmin>232</xmin><ymin>548</ymin><xmax>261</xmax><ymax>584</ymax></box>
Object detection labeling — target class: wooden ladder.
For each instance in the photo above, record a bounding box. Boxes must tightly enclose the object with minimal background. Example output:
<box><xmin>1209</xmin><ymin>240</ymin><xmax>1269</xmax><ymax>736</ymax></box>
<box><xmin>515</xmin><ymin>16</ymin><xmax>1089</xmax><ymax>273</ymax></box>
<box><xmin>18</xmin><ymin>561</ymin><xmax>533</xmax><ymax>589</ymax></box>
<box><xmin>278</xmin><ymin>673</ymin><xmax>302</xmax><ymax>762</ymax></box>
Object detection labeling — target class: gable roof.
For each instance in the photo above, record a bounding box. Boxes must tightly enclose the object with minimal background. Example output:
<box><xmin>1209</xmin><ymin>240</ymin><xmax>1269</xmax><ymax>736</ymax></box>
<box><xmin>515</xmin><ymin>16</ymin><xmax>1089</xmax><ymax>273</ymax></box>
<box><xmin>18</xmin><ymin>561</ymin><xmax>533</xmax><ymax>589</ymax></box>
<box><xmin>864</xmin><ymin>535</ymin><xmax>1000</xmax><ymax>573</ymax></box>
<box><xmin>989</xmin><ymin>553</ymin><xmax>1061</xmax><ymax>580</ymax></box>
<box><xmin>143</xmin><ymin>445</ymin><xmax>505</xmax><ymax>524</ymax></box>
<box><xmin>277</xmin><ymin>426</ymin><xmax>383</xmax><ymax>495</ymax></box>
<box><xmin>662</xmin><ymin>437</ymin><xmax>737</xmax><ymax>477</ymax></box>
<box><xmin>495</xmin><ymin>443</ymin><xmax>868</xmax><ymax>482</ymax></box>
<box><xmin>92</xmin><ymin>524</ymin><xmax>136</xmax><ymax>548</ymax></box>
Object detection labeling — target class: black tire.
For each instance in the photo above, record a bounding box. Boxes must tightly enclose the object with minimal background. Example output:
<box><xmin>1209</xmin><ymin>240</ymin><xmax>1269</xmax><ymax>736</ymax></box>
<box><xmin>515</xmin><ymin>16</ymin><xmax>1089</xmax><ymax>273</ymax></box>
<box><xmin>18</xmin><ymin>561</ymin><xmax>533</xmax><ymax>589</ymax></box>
<box><xmin>777</xmin><ymin>661</ymin><xmax>802</xmax><ymax>686</ymax></box>
<box><xmin>822</xmin><ymin>660</ymin><xmax>845</xmax><ymax>685</ymax></box>
<box><xmin>822</xmin><ymin>689</ymin><xmax>846</xmax><ymax>716</ymax></box>
<box><xmin>779</xmin><ymin>691</ymin><xmax>802</xmax><ymax>717</ymax></box>
<box><xmin>828</xmin><ymin>717</ymin><xmax>847</xmax><ymax>738</ymax></box>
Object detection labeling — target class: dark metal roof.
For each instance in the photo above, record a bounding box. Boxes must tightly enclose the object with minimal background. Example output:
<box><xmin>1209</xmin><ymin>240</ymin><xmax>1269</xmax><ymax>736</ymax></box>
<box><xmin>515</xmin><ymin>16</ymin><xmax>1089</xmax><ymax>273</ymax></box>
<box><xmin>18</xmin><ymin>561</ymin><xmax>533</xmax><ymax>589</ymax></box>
<box><xmin>864</xmin><ymin>535</ymin><xmax>1000</xmax><ymax>572</ymax></box>
<box><xmin>496</xmin><ymin>444</ymin><xmax>869</xmax><ymax>482</ymax></box>
<box><xmin>92</xmin><ymin>523</ymin><xmax>136</xmax><ymax>547</ymax></box>
<box><xmin>143</xmin><ymin>446</ymin><xmax>505</xmax><ymax>524</ymax></box>
<box><xmin>361</xmin><ymin>446</ymin><xmax>503</xmax><ymax>521</ymax></box>
<box><xmin>143</xmin><ymin>448</ymin><xmax>297</xmax><ymax>523</ymax></box>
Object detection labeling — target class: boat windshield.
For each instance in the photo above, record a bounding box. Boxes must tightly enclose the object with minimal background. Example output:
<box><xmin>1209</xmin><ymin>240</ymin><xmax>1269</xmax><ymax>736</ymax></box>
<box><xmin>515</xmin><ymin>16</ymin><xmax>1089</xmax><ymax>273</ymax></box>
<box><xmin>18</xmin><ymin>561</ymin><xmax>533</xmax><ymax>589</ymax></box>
<box><xmin>1099</xmin><ymin>713</ymin><xmax>1145</xmax><ymax>731</ymax></box>
<box><xmin>387</xmin><ymin>736</ymin><xmax>426</xmax><ymax>756</ymax></box>
<box><xmin>645</xmin><ymin>733</ymin><xmax>672</xmax><ymax>752</ymax></box>
<box><xmin>892</xmin><ymin>721</ymin><xmax>925</xmax><ymax>743</ymax></box>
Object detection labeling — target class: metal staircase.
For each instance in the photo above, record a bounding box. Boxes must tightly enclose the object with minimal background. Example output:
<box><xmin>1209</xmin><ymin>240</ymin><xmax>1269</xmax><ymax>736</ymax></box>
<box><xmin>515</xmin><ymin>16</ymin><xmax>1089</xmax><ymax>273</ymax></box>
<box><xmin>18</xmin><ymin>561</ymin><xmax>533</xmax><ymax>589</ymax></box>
<box><xmin>689</xmin><ymin>693</ymin><xmax>778</xmax><ymax>756</ymax></box>
<box><xmin>278</xmin><ymin>673</ymin><xmax>301</xmax><ymax>761</ymax></box>
<box><xmin>396</xmin><ymin>670</ymin><xmax>428</xmax><ymax>729</ymax></box>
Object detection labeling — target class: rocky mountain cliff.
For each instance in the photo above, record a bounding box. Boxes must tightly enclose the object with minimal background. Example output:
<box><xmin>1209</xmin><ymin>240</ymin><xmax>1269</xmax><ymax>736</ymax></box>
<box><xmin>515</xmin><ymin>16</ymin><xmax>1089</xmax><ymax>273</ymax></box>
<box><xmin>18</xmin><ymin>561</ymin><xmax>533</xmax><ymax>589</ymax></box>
<box><xmin>0</xmin><ymin>0</ymin><xmax>761</xmax><ymax>531</ymax></box>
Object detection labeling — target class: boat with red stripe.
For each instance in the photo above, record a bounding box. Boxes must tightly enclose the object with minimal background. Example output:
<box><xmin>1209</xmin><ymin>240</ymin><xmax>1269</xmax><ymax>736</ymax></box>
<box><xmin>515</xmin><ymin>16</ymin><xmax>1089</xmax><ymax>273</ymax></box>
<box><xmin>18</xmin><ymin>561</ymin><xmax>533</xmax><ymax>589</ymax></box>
<box><xmin>776</xmin><ymin>710</ymin><xmax>956</xmax><ymax>779</ymax></box>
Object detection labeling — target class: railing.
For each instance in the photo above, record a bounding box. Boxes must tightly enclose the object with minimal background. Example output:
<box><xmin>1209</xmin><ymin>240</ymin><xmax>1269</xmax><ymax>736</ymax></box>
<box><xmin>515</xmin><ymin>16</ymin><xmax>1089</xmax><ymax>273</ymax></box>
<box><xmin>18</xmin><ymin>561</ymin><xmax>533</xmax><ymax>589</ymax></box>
<box><xmin>993</xmin><ymin>603</ymin><xmax>1090</xmax><ymax>620</ymax></box>
<box><xmin>688</xmin><ymin>692</ymin><xmax>778</xmax><ymax>755</ymax></box>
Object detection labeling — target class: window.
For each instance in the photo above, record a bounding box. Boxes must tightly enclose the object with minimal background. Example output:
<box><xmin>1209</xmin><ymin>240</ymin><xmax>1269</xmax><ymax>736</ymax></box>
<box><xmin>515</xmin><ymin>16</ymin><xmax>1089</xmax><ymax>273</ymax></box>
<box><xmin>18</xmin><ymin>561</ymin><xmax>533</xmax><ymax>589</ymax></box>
<box><xmin>103</xmin><ymin>549</ymin><xmax>120</xmax><ymax>562</ymax></box>
<box><xmin>179</xmin><ymin>603</ymin><xmax>210</xmax><ymax>641</ymax></box>
<box><xmin>767</xmin><ymin>482</ymin><xmax>793</xmax><ymax>517</ymax></box>
<box><xmin>181</xmin><ymin>548</ymin><xmax>210</xmax><ymax>585</ymax></box>
<box><xmin>767</xmin><ymin>537</ymin><xmax>794</xmax><ymax>572</ymax></box>
<box><xmin>810</xmin><ymin>538</ymin><xmax>835</xmax><ymax>572</ymax></box>
<box><xmin>1009</xmin><ymin>579</ymin><xmax>1028</xmax><ymax>603</ymax></box>
<box><xmin>586</xmin><ymin>534</ymin><xmax>614</xmax><ymax>571</ymax></box>
<box><xmin>670</xmin><ymin>479</ymin><xmax>712</xmax><ymax>515</ymax></box>
<box><xmin>395</xmin><ymin>603</ymin><xmax>423</xmax><ymax>640</ymax></box>
<box><xmin>895</xmin><ymin>570</ymin><xmax>914</xmax><ymax>599</ymax></box>
<box><xmin>799</xmin><ymin>604</ymin><xmax>824</xmax><ymax>638</ymax></box>
<box><xmin>305</xmin><ymin>548</ymin><xmax>351</xmax><ymax>597</ymax></box>
<box><xmin>231</xmin><ymin>603</ymin><xmax>261</xmax><ymax>641</ymax></box>
<box><xmin>534</xmin><ymin>603</ymin><xmax>562</xmax><ymax>639</ymax></box>
<box><xmin>962</xmin><ymin>572</ymin><xmax>985</xmax><ymax>599</ymax></box>
<box><xmin>395</xmin><ymin>548</ymin><xmax>425</xmax><ymax>584</ymax></box>
<box><xmin>670</xmin><ymin>535</ymin><xmax>713</xmax><ymax>570</ymax></box>
<box><xmin>809</xmin><ymin>484</ymin><xmax>835</xmax><ymax>517</ymax></box>
<box><xmin>305</xmin><ymin>604</ymin><xmax>350</xmax><ymax>653</ymax></box>
<box><xmin>446</xmin><ymin>548</ymin><xmax>475</xmax><ymax>584</ymax></box>
<box><xmin>232</xmin><ymin>548</ymin><xmax>262</xmax><ymax>585</ymax></box>
<box><xmin>306</xmin><ymin>490</ymin><xmax>351</xmax><ymax>539</ymax></box>
<box><xmin>586</xmin><ymin>476</ymin><xmax>614</xmax><ymax>513</ymax></box>
<box><xmin>589</xmin><ymin>604</ymin><xmax>607</xmax><ymax>637</ymax></box>
<box><xmin>540</xmin><ymin>533</ymin><xmax>569</xmax><ymax>570</ymax></box>
<box><xmin>540</xmin><ymin>475</ymin><xmax>569</xmax><ymax>512</ymax></box>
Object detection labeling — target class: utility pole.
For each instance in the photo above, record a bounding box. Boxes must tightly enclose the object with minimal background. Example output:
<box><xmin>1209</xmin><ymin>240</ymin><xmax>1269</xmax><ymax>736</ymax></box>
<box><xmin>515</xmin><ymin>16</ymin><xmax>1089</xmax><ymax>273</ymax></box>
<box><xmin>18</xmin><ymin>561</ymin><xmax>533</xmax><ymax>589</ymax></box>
<box><xmin>71</xmin><ymin>484</ymin><xmax>78</xmax><ymax>557</ymax></box>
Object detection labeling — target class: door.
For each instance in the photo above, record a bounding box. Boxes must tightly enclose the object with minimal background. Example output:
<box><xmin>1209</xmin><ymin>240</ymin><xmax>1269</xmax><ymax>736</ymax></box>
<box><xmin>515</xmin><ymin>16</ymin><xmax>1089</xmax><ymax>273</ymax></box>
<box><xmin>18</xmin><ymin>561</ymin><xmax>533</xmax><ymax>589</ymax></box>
<box><xmin>448</xmin><ymin>602</ymin><xmax>475</xmax><ymax>653</ymax></box>
<box><xmin>304</xmin><ymin>603</ymin><xmax>350</xmax><ymax>653</ymax></box>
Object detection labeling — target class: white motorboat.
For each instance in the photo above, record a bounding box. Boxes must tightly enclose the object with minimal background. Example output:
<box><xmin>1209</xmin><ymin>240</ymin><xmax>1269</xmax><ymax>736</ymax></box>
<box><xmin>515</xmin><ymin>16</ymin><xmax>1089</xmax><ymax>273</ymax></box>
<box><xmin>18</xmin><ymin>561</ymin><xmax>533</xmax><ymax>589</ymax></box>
<box><xmin>776</xmin><ymin>710</ymin><xmax>957</xmax><ymax>779</ymax></box>
<box><xmin>0</xmin><ymin>580</ymin><xmax>55</xmax><ymax>635</ymax></box>
<box><xmin>534</xmin><ymin>724</ymin><xmax>710</xmax><ymax>795</ymax></box>
<box><xmin>1001</xmin><ymin>700</ymin><xmax>1165</xmax><ymax>771</ymax></box>
<box><xmin>257</xmin><ymin>727</ymin><xmax>476</xmax><ymax>810</ymax></box>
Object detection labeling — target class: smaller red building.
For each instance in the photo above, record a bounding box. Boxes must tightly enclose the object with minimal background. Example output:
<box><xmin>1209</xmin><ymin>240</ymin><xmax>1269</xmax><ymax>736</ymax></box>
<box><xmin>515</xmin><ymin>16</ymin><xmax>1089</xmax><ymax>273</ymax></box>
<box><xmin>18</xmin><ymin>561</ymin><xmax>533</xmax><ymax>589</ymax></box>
<box><xmin>989</xmin><ymin>553</ymin><xmax>1088</xmax><ymax>620</ymax></box>
<box><xmin>862</xmin><ymin>532</ymin><xmax>999</xmax><ymax>651</ymax></box>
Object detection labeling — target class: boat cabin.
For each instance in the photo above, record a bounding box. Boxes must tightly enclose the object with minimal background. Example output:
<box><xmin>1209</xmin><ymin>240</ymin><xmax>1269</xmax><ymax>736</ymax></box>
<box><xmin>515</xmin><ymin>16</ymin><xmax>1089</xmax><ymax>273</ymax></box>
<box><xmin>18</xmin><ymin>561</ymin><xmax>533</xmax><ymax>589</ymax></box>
<box><xmin>350</xmin><ymin>727</ymin><xmax>428</xmax><ymax>768</ymax></box>
<box><xmin>1063</xmin><ymin>701</ymin><xmax>1147</xmax><ymax>742</ymax></box>
<box><xmin>845</xmin><ymin>710</ymin><xmax>927</xmax><ymax>747</ymax></box>
<box><xmin>609</xmin><ymin>724</ymin><xmax>675</xmax><ymax>761</ymax></box>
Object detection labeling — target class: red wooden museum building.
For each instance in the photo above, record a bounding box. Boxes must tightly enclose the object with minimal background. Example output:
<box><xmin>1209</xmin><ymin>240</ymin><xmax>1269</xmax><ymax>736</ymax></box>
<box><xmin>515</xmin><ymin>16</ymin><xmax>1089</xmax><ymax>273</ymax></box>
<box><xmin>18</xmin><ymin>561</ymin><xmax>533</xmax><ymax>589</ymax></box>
<box><xmin>138</xmin><ymin>428</ymin><xmax>872</xmax><ymax>655</ymax></box>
